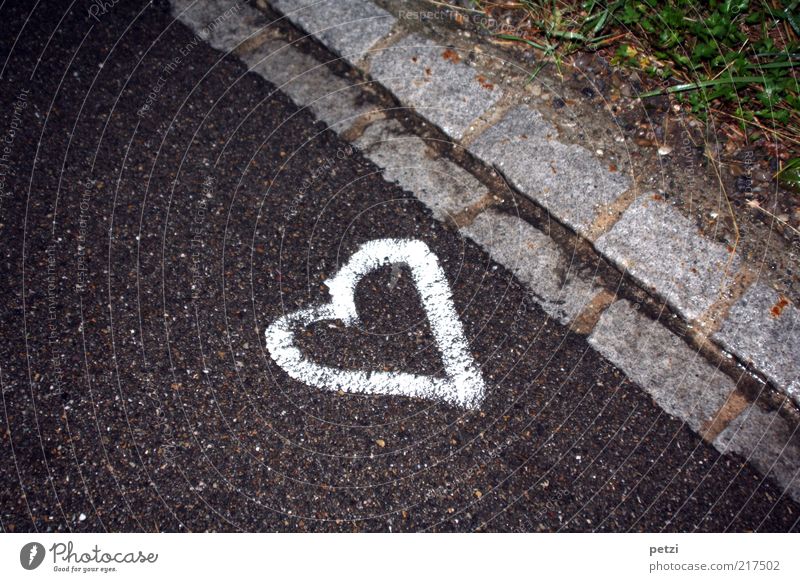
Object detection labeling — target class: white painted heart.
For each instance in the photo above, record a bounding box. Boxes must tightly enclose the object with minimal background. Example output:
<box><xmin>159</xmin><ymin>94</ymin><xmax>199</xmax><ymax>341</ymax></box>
<box><xmin>264</xmin><ymin>238</ymin><xmax>487</xmax><ymax>409</ymax></box>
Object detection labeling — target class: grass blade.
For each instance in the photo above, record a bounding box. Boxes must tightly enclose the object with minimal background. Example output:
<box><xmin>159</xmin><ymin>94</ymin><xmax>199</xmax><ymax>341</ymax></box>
<box><xmin>640</xmin><ymin>76</ymin><xmax>770</xmax><ymax>98</ymax></box>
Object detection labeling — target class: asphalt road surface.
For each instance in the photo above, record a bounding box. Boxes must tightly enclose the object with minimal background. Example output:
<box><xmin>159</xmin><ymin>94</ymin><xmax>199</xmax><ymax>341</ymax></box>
<box><xmin>1</xmin><ymin>0</ymin><xmax>798</xmax><ymax>532</ymax></box>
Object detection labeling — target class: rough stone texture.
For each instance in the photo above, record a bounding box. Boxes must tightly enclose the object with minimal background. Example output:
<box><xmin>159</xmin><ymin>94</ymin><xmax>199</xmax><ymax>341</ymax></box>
<box><xmin>354</xmin><ymin>120</ymin><xmax>488</xmax><ymax>220</ymax></box>
<box><xmin>595</xmin><ymin>195</ymin><xmax>741</xmax><ymax>322</ymax></box>
<box><xmin>368</xmin><ymin>35</ymin><xmax>503</xmax><ymax>141</ymax></box>
<box><xmin>589</xmin><ymin>299</ymin><xmax>736</xmax><ymax>433</ymax></box>
<box><xmin>171</xmin><ymin>0</ymin><xmax>268</xmax><ymax>52</ymax></box>
<box><xmin>462</xmin><ymin>210</ymin><xmax>601</xmax><ymax>324</ymax></box>
<box><xmin>170</xmin><ymin>0</ymin><xmax>206</xmax><ymax>30</ymax></box>
<box><xmin>714</xmin><ymin>404</ymin><xmax>800</xmax><ymax>503</ymax></box>
<box><xmin>589</xmin><ymin>299</ymin><xmax>736</xmax><ymax>432</ymax></box>
<box><xmin>269</xmin><ymin>0</ymin><xmax>395</xmax><ymax>65</ymax></box>
<box><xmin>714</xmin><ymin>283</ymin><xmax>800</xmax><ymax>405</ymax></box>
<box><xmin>468</xmin><ymin>106</ymin><xmax>629</xmax><ymax>235</ymax></box>
<box><xmin>242</xmin><ymin>39</ymin><xmax>378</xmax><ymax>133</ymax></box>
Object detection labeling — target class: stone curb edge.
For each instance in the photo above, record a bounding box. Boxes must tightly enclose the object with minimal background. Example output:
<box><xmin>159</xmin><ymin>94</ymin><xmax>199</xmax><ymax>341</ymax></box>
<box><xmin>167</xmin><ymin>0</ymin><xmax>800</xmax><ymax>504</ymax></box>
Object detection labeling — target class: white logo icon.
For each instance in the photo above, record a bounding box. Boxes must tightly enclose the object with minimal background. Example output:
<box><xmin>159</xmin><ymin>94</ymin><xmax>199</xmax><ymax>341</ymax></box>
<box><xmin>265</xmin><ymin>239</ymin><xmax>486</xmax><ymax>409</ymax></box>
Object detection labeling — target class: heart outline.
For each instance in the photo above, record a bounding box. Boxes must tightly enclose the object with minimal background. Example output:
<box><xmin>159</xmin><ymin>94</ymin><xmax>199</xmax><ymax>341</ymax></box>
<box><xmin>265</xmin><ymin>238</ymin><xmax>487</xmax><ymax>409</ymax></box>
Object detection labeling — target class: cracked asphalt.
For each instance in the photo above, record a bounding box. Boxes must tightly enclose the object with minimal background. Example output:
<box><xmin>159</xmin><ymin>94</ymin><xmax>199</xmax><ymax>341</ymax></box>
<box><xmin>1</xmin><ymin>0</ymin><xmax>798</xmax><ymax>532</ymax></box>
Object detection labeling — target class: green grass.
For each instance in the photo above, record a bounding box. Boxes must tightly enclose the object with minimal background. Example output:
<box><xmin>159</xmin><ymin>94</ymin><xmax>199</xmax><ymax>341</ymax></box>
<box><xmin>457</xmin><ymin>0</ymin><xmax>800</xmax><ymax>187</ymax></box>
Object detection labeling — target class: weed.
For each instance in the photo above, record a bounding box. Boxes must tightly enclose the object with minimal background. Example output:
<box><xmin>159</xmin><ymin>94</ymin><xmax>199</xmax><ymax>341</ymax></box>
<box><xmin>456</xmin><ymin>0</ymin><xmax>799</xmax><ymax>153</ymax></box>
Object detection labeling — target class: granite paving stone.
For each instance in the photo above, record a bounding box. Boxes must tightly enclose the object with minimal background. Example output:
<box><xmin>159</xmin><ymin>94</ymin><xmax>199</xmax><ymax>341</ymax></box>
<box><xmin>468</xmin><ymin>105</ymin><xmax>629</xmax><ymax>235</ymax></box>
<box><xmin>368</xmin><ymin>34</ymin><xmax>503</xmax><ymax>141</ymax></box>
<box><xmin>463</xmin><ymin>210</ymin><xmax>602</xmax><ymax>324</ymax></box>
<box><xmin>714</xmin><ymin>282</ymin><xmax>800</xmax><ymax>405</ymax></box>
<box><xmin>595</xmin><ymin>194</ymin><xmax>741</xmax><ymax>321</ymax></box>
<box><xmin>589</xmin><ymin>299</ymin><xmax>737</xmax><ymax>433</ymax></box>
<box><xmin>270</xmin><ymin>0</ymin><xmax>396</xmax><ymax>65</ymax></box>
<box><xmin>355</xmin><ymin>119</ymin><xmax>489</xmax><ymax>220</ymax></box>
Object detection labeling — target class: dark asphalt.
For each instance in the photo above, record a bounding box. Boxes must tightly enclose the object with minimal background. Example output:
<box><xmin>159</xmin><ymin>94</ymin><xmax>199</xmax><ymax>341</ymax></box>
<box><xmin>0</xmin><ymin>0</ymin><xmax>798</xmax><ymax>532</ymax></box>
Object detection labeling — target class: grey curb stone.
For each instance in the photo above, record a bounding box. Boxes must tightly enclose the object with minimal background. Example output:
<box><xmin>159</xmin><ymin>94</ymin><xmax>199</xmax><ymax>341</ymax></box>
<box><xmin>589</xmin><ymin>299</ymin><xmax>736</xmax><ymax>433</ymax></box>
<box><xmin>595</xmin><ymin>195</ymin><xmax>740</xmax><ymax>322</ymax></box>
<box><xmin>368</xmin><ymin>34</ymin><xmax>503</xmax><ymax>141</ymax></box>
<box><xmin>242</xmin><ymin>39</ymin><xmax>377</xmax><ymax>133</ymax></box>
<box><xmin>354</xmin><ymin>120</ymin><xmax>489</xmax><ymax>220</ymax></box>
<box><xmin>171</xmin><ymin>0</ymin><xmax>267</xmax><ymax>53</ymax></box>
<box><xmin>270</xmin><ymin>0</ymin><xmax>395</xmax><ymax>65</ymax></box>
<box><xmin>714</xmin><ymin>283</ymin><xmax>800</xmax><ymax>405</ymax></box>
<box><xmin>468</xmin><ymin>106</ymin><xmax>629</xmax><ymax>235</ymax></box>
<box><xmin>714</xmin><ymin>403</ymin><xmax>800</xmax><ymax>503</ymax></box>
<box><xmin>462</xmin><ymin>210</ymin><xmax>601</xmax><ymax>324</ymax></box>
